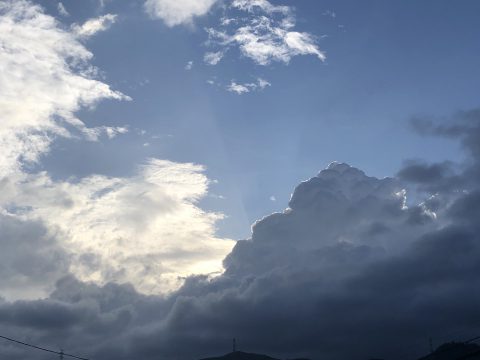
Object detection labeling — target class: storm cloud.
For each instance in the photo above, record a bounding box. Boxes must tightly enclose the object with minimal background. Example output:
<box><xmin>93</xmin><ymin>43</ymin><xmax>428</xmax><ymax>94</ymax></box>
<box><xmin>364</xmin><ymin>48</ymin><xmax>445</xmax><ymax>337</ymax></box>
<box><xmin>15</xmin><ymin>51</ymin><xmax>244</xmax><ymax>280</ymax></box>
<box><xmin>3</xmin><ymin>107</ymin><xmax>480</xmax><ymax>360</ymax></box>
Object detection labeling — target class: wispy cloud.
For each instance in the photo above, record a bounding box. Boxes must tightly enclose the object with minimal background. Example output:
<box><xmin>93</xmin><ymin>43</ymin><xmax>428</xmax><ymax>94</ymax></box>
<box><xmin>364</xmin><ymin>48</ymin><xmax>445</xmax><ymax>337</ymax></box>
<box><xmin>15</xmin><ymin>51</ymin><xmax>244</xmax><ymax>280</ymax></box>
<box><xmin>227</xmin><ymin>77</ymin><xmax>271</xmax><ymax>94</ymax></box>
<box><xmin>227</xmin><ymin>81</ymin><xmax>250</xmax><ymax>94</ymax></box>
<box><xmin>57</xmin><ymin>2</ymin><xmax>69</xmax><ymax>17</ymax></box>
<box><xmin>0</xmin><ymin>0</ymin><xmax>127</xmax><ymax>177</ymax></box>
<box><xmin>204</xmin><ymin>50</ymin><xmax>224</xmax><ymax>65</ymax></box>
<box><xmin>205</xmin><ymin>0</ymin><xmax>326</xmax><ymax>66</ymax></box>
<box><xmin>72</xmin><ymin>13</ymin><xmax>118</xmax><ymax>38</ymax></box>
<box><xmin>322</xmin><ymin>9</ymin><xmax>336</xmax><ymax>18</ymax></box>
<box><xmin>185</xmin><ymin>60</ymin><xmax>194</xmax><ymax>70</ymax></box>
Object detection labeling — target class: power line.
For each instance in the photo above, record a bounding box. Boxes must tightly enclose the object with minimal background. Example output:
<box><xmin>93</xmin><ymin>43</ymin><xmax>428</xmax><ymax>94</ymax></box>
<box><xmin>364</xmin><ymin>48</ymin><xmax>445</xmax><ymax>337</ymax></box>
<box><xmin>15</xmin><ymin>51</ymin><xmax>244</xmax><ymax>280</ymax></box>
<box><xmin>0</xmin><ymin>334</ymin><xmax>89</xmax><ymax>360</ymax></box>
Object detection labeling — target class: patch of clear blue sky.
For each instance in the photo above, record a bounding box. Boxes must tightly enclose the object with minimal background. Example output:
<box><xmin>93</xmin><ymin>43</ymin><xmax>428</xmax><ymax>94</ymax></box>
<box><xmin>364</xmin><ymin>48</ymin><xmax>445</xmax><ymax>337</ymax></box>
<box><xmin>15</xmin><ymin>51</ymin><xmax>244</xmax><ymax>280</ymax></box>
<box><xmin>36</xmin><ymin>0</ymin><xmax>480</xmax><ymax>239</ymax></box>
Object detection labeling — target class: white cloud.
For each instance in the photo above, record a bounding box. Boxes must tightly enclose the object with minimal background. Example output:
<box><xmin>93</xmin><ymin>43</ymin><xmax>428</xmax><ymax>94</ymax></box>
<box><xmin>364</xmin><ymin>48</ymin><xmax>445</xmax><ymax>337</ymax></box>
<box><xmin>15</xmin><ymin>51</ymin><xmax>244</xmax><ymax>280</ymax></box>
<box><xmin>232</xmin><ymin>0</ymin><xmax>290</xmax><ymax>15</ymax></box>
<box><xmin>72</xmin><ymin>13</ymin><xmax>118</xmax><ymax>38</ymax></box>
<box><xmin>257</xmin><ymin>77</ymin><xmax>271</xmax><ymax>89</ymax></box>
<box><xmin>0</xmin><ymin>160</ymin><xmax>234</xmax><ymax>295</ymax></box>
<box><xmin>206</xmin><ymin>0</ymin><xmax>325</xmax><ymax>66</ymax></box>
<box><xmin>204</xmin><ymin>50</ymin><xmax>224</xmax><ymax>65</ymax></box>
<box><xmin>103</xmin><ymin>126</ymin><xmax>129</xmax><ymax>139</ymax></box>
<box><xmin>227</xmin><ymin>81</ymin><xmax>251</xmax><ymax>94</ymax></box>
<box><xmin>227</xmin><ymin>77</ymin><xmax>271</xmax><ymax>94</ymax></box>
<box><xmin>57</xmin><ymin>2</ymin><xmax>69</xmax><ymax>17</ymax></box>
<box><xmin>0</xmin><ymin>0</ymin><xmax>128</xmax><ymax>177</ymax></box>
<box><xmin>144</xmin><ymin>0</ymin><xmax>218</xmax><ymax>27</ymax></box>
<box><xmin>185</xmin><ymin>60</ymin><xmax>194</xmax><ymax>70</ymax></box>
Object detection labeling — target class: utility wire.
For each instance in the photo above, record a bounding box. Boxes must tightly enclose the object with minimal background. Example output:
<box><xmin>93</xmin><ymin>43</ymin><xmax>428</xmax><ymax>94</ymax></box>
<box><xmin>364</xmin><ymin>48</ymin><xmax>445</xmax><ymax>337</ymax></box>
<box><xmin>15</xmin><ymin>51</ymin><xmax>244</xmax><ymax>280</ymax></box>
<box><xmin>0</xmin><ymin>334</ymin><xmax>89</xmax><ymax>360</ymax></box>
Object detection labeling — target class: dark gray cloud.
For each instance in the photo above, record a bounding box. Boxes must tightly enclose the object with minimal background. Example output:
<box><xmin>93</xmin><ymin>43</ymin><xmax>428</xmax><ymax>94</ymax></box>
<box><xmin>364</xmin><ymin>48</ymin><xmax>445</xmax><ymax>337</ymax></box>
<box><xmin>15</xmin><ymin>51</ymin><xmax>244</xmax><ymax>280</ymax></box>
<box><xmin>0</xmin><ymin>215</ymin><xmax>69</xmax><ymax>300</ymax></box>
<box><xmin>3</xmin><ymin>110</ymin><xmax>480</xmax><ymax>360</ymax></box>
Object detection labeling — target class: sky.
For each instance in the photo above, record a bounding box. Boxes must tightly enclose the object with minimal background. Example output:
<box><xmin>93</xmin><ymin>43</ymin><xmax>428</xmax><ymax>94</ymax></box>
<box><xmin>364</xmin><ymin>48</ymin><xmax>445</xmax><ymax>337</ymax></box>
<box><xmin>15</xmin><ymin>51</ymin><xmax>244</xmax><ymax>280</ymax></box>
<box><xmin>1</xmin><ymin>0</ymin><xmax>480</xmax><ymax>359</ymax></box>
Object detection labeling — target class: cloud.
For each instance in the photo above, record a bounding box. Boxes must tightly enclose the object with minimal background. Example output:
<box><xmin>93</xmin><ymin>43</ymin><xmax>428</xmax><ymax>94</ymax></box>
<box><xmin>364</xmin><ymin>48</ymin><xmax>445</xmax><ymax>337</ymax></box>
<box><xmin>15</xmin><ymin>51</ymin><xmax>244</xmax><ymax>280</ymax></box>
<box><xmin>103</xmin><ymin>126</ymin><xmax>129</xmax><ymax>139</ymax></box>
<box><xmin>257</xmin><ymin>77</ymin><xmax>271</xmax><ymax>89</ymax></box>
<box><xmin>227</xmin><ymin>81</ymin><xmax>250</xmax><ymax>94</ymax></box>
<box><xmin>322</xmin><ymin>10</ymin><xmax>336</xmax><ymax>18</ymax></box>
<box><xmin>144</xmin><ymin>0</ymin><xmax>218</xmax><ymax>27</ymax></box>
<box><xmin>0</xmin><ymin>0</ymin><xmax>128</xmax><ymax>177</ymax></box>
<box><xmin>185</xmin><ymin>60</ymin><xmax>194</xmax><ymax>70</ymax></box>
<box><xmin>227</xmin><ymin>78</ymin><xmax>271</xmax><ymax>94</ymax></box>
<box><xmin>0</xmin><ymin>214</ymin><xmax>69</xmax><ymax>301</ymax></box>
<box><xmin>72</xmin><ymin>14</ymin><xmax>118</xmax><ymax>38</ymax></box>
<box><xmin>231</xmin><ymin>0</ymin><xmax>290</xmax><ymax>14</ymax></box>
<box><xmin>0</xmin><ymin>160</ymin><xmax>234</xmax><ymax>296</ymax></box>
<box><xmin>204</xmin><ymin>51</ymin><xmax>224</xmax><ymax>65</ymax></box>
<box><xmin>206</xmin><ymin>0</ymin><xmax>325</xmax><ymax>66</ymax></box>
<box><xmin>398</xmin><ymin>160</ymin><xmax>453</xmax><ymax>184</ymax></box>
<box><xmin>3</xmin><ymin>136</ymin><xmax>480</xmax><ymax>359</ymax></box>
<box><xmin>57</xmin><ymin>2</ymin><xmax>69</xmax><ymax>17</ymax></box>
<box><xmin>3</xmin><ymin>152</ymin><xmax>480</xmax><ymax>359</ymax></box>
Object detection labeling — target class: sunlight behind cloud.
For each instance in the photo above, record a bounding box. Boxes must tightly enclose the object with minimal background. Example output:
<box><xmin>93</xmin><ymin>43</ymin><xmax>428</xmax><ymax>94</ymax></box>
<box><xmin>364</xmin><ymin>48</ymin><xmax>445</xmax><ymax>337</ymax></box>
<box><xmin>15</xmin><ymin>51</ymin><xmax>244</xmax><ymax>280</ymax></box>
<box><xmin>0</xmin><ymin>160</ymin><xmax>234</xmax><ymax>294</ymax></box>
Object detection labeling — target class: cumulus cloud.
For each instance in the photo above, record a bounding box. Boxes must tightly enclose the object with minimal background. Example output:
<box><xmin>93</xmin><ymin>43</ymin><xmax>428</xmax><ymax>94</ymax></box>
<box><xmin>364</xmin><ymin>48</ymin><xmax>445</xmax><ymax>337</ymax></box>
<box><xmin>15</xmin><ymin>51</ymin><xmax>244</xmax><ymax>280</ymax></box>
<box><xmin>0</xmin><ymin>0</ymin><xmax>128</xmax><ymax>177</ymax></box>
<box><xmin>72</xmin><ymin>13</ymin><xmax>118</xmax><ymax>38</ymax></box>
<box><xmin>144</xmin><ymin>0</ymin><xmax>218</xmax><ymax>27</ymax></box>
<box><xmin>205</xmin><ymin>0</ymin><xmax>325</xmax><ymax>66</ymax></box>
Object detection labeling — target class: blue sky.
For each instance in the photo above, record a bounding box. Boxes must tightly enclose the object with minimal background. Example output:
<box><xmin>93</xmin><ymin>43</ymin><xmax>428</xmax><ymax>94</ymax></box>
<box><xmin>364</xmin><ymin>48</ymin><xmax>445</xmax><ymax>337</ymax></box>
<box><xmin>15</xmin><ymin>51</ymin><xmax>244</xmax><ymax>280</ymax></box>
<box><xmin>30</xmin><ymin>0</ymin><xmax>479</xmax><ymax>240</ymax></box>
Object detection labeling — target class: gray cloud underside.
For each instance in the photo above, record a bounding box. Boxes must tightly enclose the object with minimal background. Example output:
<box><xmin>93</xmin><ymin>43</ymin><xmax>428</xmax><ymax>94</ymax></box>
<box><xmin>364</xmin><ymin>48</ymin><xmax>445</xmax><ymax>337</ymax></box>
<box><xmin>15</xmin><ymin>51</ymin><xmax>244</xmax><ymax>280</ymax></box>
<box><xmin>3</xmin><ymin>109</ymin><xmax>480</xmax><ymax>360</ymax></box>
